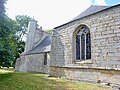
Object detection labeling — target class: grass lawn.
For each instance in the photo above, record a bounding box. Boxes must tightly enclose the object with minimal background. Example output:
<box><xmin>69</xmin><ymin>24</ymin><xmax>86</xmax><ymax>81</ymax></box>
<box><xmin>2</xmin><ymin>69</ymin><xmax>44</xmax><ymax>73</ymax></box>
<box><xmin>0</xmin><ymin>68</ymin><xmax>111</xmax><ymax>90</ymax></box>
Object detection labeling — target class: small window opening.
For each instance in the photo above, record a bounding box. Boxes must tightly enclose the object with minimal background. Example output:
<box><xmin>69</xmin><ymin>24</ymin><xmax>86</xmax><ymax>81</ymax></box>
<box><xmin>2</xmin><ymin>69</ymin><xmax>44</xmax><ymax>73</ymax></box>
<box><xmin>44</xmin><ymin>53</ymin><xmax>47</xmax><ymax>65</ymax></box>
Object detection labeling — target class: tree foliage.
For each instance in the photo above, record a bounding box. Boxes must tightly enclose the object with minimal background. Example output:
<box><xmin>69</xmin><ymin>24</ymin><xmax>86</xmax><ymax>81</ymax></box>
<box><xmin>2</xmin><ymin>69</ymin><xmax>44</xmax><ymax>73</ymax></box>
<box><xmin>0</xmin><ymin>15</ymin><xmax>32</xmax><ymax>67</ymax></box>
<box><xmin>0</xmin><ymin>0</ymin><xmax>33</xmax><ymax>68</ymax></box>
<box><xmin>45</xmin><ymin>29</ymin><xmax>53</xmax><ymax>34</ymax></box>
<box><xmin>0</xmin><ymin>0</ymin><xmax>7</xmax><ymax>19</ymax></box>
<box><xmin>0</xmin><ymin>0</ymin><xmax>12</xmax><ymax>67</ymax></box>
<box><xmin>0</xmin><ymin>18</ymin><xmax>18</xmax><ymax>67</ymax></box>
<box><xmin>0</xmin><ymin>4</ymin><xmax>32</xmax><ymax>67</ymax></box>
<box><xmin>15</xmin><ymin>15</ymin><xmax>32</xmax><ymax>40</ymax></box>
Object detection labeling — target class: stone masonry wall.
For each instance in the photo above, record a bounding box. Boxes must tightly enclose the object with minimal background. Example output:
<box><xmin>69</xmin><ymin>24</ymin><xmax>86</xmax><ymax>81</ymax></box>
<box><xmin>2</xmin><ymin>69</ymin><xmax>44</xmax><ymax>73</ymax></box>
<box><xmin>51</xmin><ymin>5</ymin><xmax>120</xmax><ymax>69</ymax></box>
<box><xmin>50</xmin><ymin>30</ymin><xmax>65</xmax><ymax>67</ymax></box>
<box><xmin>15</xmin><ymin>53</ymin><xmax>50</xmax><ymax>73</ymax></box>
<box><xmin>50</xmin><ymin>66</ymin><xmax>120</xmax><ymax>85</ymax></box>
<box><xmin>50</xmin><ymin>5</ymin><xmax>120</xmax><ymax>85</ymax></box>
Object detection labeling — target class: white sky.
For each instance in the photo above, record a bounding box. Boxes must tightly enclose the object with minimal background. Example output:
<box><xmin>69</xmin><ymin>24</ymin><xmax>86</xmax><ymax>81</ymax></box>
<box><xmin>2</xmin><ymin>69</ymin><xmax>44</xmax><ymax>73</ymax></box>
<box><xmin>6</xmin><ymin>0</ymin><xmax>107</xmax><ymax>29</ymax></box>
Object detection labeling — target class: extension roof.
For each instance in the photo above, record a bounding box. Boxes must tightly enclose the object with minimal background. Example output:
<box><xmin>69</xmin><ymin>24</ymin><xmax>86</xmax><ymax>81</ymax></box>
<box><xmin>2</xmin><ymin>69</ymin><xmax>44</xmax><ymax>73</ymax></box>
<box><xmin>25</xmin><ymin>35</ymin><xmax>51</xmax><ymax>55</ymax></box>
<box><xmin>54</xmin><ymin>4</ymin><xmax>120</xmax><ymax>29</ymax></box>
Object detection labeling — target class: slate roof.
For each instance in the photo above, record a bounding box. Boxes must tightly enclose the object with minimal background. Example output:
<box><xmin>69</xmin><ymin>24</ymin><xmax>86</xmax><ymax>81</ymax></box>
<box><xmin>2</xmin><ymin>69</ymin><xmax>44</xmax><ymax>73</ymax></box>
<box><xmin>72</xmin><ymin>5</ymin><xmax>110</xmax><ymax>21</ymax></box>
<box><xmin>25</xmin><ymin>35</ymin><xmax>51</xmax><ymax>55</ymax></box>
<box><xmin>54</xmin><ymin>4</ymin><xmax>120</xmax><ymax>29</ymax></box>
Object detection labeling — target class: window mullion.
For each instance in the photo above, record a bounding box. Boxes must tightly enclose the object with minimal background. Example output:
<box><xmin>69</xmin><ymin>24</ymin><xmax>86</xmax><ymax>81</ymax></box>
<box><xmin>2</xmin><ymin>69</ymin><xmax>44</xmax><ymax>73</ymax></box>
<box><xmin>80</xmin><ymin>35</ymin><xmax>81</xmax><ymax>60</ymax></box>
<box><xmin>85</xmin><ymin>33</ymin><xmax>86</xmax><ymax>60</ymax></box>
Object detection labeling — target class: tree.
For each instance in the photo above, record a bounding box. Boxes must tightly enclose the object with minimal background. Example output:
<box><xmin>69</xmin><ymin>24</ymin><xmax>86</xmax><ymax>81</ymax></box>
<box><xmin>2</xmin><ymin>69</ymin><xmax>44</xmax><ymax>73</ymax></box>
<box><xmin>45</xmin><ymin>29</ymin><xmax>53</xmax><ymax>34</ymax></box>
<box><xmin>0</xmin><ymin>0</ymin><xmax>7</xmax><ymax>19</ymax></box>
<box><xmin>0</xmin><ymin>0</ymin><xmax>11</xmax><ymax>68</ymax></box>
<box><xmin>15</xmin><ymin>15</ymin><xmax>32</xmax><ymax>41</ymax></box>
<box><xmin>0</xmin><ymin>0</ymin><xmax>33</xmax><ymax>68</ymax></box>
<box><xmin>0</xmin><ymin>0</ymin><xmax>31</xmax><ymax>68</ymax></box>
<box><xmin>0</xmin><ymin>18</ymin><xmax>19</xmax><ymax>68</ymax></box>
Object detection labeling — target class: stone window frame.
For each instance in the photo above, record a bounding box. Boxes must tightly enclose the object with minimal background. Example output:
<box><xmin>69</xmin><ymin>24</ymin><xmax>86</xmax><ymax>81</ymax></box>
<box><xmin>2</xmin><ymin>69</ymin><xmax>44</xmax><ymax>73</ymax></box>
<box><xmin>73</xmin><ymin>24</ymin><xmax>92</xmax><ymax>64</ymax></box>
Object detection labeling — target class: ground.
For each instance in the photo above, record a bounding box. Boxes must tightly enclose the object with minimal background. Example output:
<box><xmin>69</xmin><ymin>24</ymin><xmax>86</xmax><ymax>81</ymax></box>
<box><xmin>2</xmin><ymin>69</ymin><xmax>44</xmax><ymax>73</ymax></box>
<box><xmin>0</xmin><ymin>68</ymin><xmax>111</xmax><ymax>90</ymax></box>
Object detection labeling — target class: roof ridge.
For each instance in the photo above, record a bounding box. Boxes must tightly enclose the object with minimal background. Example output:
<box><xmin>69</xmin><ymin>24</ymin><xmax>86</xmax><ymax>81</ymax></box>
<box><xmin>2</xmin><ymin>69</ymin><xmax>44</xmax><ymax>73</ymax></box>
<box><xmin>54</xmin><ymin>4</ymin><xmax>120</xmax><ymax>29</ymax></box>
<box><xmin>72</xmin><ymin>5</ymin><xmax>110</xmax><ymax>21</ymax></box>
<box><xmin>90</xmin><ymin>5</ymin><xmax>109</xmax><ymax>7</ymax></box>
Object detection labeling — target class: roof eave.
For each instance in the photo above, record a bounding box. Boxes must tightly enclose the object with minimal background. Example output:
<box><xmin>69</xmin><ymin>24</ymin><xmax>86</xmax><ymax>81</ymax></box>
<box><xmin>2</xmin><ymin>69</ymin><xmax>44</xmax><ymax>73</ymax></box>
<box><xmin>22</xmin><ymin>51</ymin><xmax>50</xmax><ymax>56</ymax></box>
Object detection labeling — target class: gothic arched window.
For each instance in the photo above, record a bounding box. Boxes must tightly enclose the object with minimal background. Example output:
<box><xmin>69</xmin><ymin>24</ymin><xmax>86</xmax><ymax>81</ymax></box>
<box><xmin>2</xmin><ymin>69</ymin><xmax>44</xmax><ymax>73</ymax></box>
<box><xmin>76</xmin><ymin>26</ymin><xmax>91</xmax><ymax>60</ymax></box>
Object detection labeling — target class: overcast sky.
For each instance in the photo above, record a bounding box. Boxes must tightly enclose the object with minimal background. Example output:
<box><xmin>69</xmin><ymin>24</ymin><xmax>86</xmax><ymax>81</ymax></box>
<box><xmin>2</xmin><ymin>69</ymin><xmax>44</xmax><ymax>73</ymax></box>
<box><xmin>6</xmin><ymin>0</ymin><xmax>120</xmax><ymax>29</ymax></box>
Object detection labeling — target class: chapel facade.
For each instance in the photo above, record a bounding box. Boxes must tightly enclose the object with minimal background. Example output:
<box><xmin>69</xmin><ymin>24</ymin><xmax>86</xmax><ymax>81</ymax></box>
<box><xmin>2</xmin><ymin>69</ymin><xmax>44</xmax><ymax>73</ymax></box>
<box><xmin>16</xmin><ymin>4</ymin><xmax>120</xmax><ymax>85</ymax></box>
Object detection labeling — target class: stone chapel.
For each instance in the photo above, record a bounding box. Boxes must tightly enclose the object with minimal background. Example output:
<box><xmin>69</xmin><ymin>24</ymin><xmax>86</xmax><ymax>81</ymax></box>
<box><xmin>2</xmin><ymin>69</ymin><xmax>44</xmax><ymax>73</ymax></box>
<box><xmin>15</xmin><ymin>4</ymin><xmax>120</xmax><ymax>85</ymax></box>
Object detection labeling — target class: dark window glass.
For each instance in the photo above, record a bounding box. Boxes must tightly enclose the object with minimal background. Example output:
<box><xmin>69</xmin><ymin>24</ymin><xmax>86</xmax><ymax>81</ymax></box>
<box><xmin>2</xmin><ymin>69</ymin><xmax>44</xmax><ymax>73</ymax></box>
<box><xmin>76</xmin><ymin>35</ymin><xmax>80</xmax><ymax>60</ymax></box>
<box><xmin>44</xmin><ymin>53</ymin><xmax>47</xmax><ymax>65</ymax></box>
<box><xmin>76</xmin><ymin>26</ymin><xmax>91</xmax><ymax>60</ymax></box>
<box><xmin>81</xmin><ymin>34</ymin><xmax>85</xmax><ymax>60</ymax></box>
<box><xmin>86</xmin><ymin>33</ymin><xmax>91</xmax><ymax>59</ymax></box>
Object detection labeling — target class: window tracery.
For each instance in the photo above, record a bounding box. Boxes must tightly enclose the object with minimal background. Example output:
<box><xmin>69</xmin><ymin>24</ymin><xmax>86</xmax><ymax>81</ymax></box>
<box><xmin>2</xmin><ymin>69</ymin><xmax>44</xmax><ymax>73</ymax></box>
<box><xmin>76</xmin><ymin>26</ymin><xmax>91</xmax><ymax>60</ymax></box>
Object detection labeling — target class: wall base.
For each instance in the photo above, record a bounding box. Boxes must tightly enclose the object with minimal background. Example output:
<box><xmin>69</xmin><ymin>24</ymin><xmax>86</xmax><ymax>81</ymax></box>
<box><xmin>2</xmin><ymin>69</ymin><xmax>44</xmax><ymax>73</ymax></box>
<box><xmin>49</xmin><ymin>66</ymin><xmax>120</xmax><ymax>85</ymax></box>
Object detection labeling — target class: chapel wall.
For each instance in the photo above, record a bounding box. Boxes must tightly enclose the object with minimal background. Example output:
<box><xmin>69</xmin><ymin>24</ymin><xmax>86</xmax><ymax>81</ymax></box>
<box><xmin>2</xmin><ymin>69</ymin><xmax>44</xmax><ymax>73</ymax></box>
<box><xmin>50</xmin><ymin>30</ymin><xmax>65</xmax><ymax>67</ymax></box>
<box><xmin>49</xmin><ymin>66</ymin><xmax>120</xmax><ymax>86</ymax></box>
<box><xmin>15</xmin><ymin>53</ymin><xmax>50</xmax><ymax>73</ymax></box>
<box><xmin>51</xmin><ymin>5</ymin><xmax>120</xmax><ymax>69</ymax></box>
